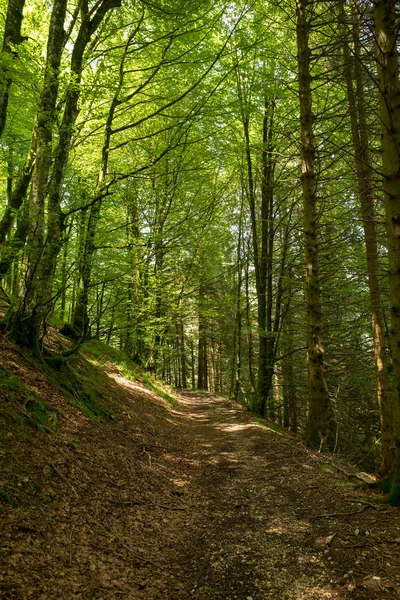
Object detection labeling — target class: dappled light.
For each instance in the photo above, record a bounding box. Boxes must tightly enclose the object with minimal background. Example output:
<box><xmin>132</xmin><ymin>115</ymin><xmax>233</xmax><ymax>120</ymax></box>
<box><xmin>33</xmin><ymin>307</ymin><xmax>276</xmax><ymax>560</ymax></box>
<box><xmin>1</xmin><ymin>335</ymin><xmax>400</xmax><ymax>599</ymax></box>
<box><xmin>1</xmin><ymin>0</ymin><xmax>400</xmax><ymax>594</ymax></box>
<box><xmin>214</xmin><ymin>422</ymin><xmax>263</xmax><ymax>433</ymax></box>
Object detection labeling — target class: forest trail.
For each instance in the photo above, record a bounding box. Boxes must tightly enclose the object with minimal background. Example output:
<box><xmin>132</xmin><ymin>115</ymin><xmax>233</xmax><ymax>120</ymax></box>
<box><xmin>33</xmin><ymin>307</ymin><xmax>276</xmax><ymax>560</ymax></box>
<box><xmin>1</xmin><ymin>352</ymin><xmax>400</xmax><ymax>600</ymax></box>
<box><xmin>165</xmin><ymin>393</ymin><xmax>400</xmax><ymax>600</ymax></box>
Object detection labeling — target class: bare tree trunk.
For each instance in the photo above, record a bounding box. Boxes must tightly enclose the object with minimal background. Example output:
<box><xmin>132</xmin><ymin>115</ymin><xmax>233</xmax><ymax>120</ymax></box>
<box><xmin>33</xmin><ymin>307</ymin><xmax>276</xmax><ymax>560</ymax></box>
<box><xmin>296</xmin><ymin>0</ymin><xmax>332</xmax><ymax>448</ymax></box>
<box><xmin>180</xmin><ymin>318</ymin><xmax>187</xmax><ymax>388</ymax></box>
<box><xmin>191</xmin><ymin>338</ymin><xmax>195</xmax><ymax>389</ymax></box>
<box><xmin>59</xmin><ymin>220</ymin><xmax>73</xmax><ymax>322</ymax></box>
<box><xmin>244</xmin><ymin>239</ymin><xmax>255</xmax><ymax>396</ymax></box>
<box><xmin>341</xmin><ymin>3</ymin><xmax>392</xmax><ymax>474</ymax></box>
<box><xmin>72</xmin><ymin>25</ymin><xmax>140</xmax><ymax>339</ymax></box>
<box><xmin>197</xmin><ymin>315</ymin><xmax>207</xmax><ymax>390</ymax></box>
<box><xmin>230</xmin><ymin>198</ymin><xmax>243</xmax><ymax>400</ymax></box>
<box><xmin>282</xmin><ymin>287</ymin><xmax>298</xmax><ymax>433</ymax></box>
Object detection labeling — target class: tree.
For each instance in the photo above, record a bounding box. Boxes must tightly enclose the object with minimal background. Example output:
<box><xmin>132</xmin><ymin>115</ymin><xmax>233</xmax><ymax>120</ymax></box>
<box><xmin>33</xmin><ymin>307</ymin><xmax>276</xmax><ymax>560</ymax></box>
<box><xmin>0</xmin><ymin>0</ymin><xmax>26</xmax><ymax>140</ymax></box>
<box><xmin>340</xmin><ymin>0</ymin><xmax>392</xmax><ymax>475</ymax></box>
<box><xmin>373</xmin><ymin>0</ymin><xmax>400</xmax><ymax>504</ymax></box>
<box><xmin>296</xmin><ymin>0</ymin><xmax>333</xmax><ymax>448</ymax></box>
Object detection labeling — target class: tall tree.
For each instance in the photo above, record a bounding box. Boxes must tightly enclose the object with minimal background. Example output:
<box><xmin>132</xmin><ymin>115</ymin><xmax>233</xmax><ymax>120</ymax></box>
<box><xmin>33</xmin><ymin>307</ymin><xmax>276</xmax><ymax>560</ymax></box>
<box><xmin>373</xmin><ymin>0</ymin><xmax>400</xmax><ymax>503</ymax></box>
<box><xmin>296</xmin><ymin>0</ymin><xmax>332</xmax><ymax>448</ymax></box>
<box><xmin>340</xmin><ymin>1</ymin><xmax>392</xmax><ymax>475</ymax></box>
<box><xmin>7</xmin><ymin>0</ymin><xmax>68</xmax><ymax>349</ymax></box>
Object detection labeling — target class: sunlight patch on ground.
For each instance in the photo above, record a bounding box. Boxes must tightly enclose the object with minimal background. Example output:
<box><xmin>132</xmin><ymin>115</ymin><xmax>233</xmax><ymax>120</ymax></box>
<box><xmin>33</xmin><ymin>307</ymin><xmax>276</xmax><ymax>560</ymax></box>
<box><xmin>264</xmin><ymin>518</ymin><xmax>285</xmax><ymax>535</ymax></box>
<box><xmin>264</xmin><ymin>517</ymin><xmax>312</xmax><ymax>536</ymax></box>
<box><xmin>292</xmin><ymin>519</ymin><xmax>312</xmax><ymax>533</ymax></box>
<box><xmin>297</xmin><ymin>554</ymin><xmax>322</xmax><ymax>565</ymax></box>
<box><xmin>170</xmin><ymin>478</ymin><xmax>190</xmax><ymax>487</ymax></box>
<box><xmin>188</xmin><ymin>414</ymin><xmax>211</xmax><ymax>421</ymax></box>
<box><xmin>109</xmin><ymin>374</ymin><xmax>155</xmax><ymax>397</ymax></box>
<box><xmin>294</xmin><ymin>582</ymin><xmax>343</xmax><ymax>599</ymax></box>
<box><xmin>265</xmin><ymin>524</ymin><xmax>285</xmax><ymax>535</ymax></box>
<box><xmin>213</xmin><ymin>422</ymin><xmax>263</xmax><ymax>432</ymax></box>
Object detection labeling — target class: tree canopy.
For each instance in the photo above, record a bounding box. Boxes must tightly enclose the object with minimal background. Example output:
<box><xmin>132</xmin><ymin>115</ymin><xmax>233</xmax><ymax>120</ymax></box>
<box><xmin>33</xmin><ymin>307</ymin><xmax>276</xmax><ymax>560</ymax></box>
<box><xmin>1</xmin><ymin>0</ymin><xmax>400</xmax><ymax>504</ymax></box>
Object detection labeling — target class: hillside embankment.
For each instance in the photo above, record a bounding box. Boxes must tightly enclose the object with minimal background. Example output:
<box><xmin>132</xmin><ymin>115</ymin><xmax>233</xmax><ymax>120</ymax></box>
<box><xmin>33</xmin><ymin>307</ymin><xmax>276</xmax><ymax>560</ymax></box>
<box><xmin>0</xmin><ymin>334</ymin><xmax>400</xmax><ymax>599</ymax></box>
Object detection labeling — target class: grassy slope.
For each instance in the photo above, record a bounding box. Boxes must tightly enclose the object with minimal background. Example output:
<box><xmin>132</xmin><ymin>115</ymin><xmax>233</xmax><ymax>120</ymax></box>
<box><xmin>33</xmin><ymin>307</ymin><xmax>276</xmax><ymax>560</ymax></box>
<box><xmin>0</xmin><ymin>335</ymin><xmax>178</xmax><ymax>513</ymax></box>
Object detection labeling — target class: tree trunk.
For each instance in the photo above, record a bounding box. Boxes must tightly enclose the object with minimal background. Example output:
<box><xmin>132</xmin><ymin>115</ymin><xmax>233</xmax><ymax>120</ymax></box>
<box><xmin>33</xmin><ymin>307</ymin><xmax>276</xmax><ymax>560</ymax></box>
<box><xmin>6</xmin><ymin>0</ymin><xmax>67</xmax><ymax>347</ymax></box>
<box><xmin>341</xmin><ymin>3</ymin><xmax>392</xmax><ymax>474</ymax></box>
<box><xmin>72</xmin><ymin>27</ymin><xmax>131</xmax><ymax>338</ymax></box>
<box><xmin>197</xmin><ymin>316</ymin><xmax>207</xmax><ymax>389</ymax></box>
<box><xmin>191</xmin><ymin>338</ymin><xmax>195</xmax><ymax>389</ymax></box>
<box><xmin>230</xmin><ymin>197</ymin><xmax>243</xmax><ymax>400</ymax></box>
<box><xmin>0</xmin><ymin>0</ymin><xmax>26</xmax><ymax>140</ymax></box>
<box><xmin>31</xmin><ymin>0</ymin><xmax>121</xmax><ymax>340</ymax></box>
<box><xmin>180</xmin><ymin>319</ymin><xmax>187</xmax><ymax>388</ymax></box>
<box><xmin>245</xmin><ymin>239</ymin><xmax>255</xmax><ymax>396</ymax></box>
<box><xmin>296</xmin><ymin>0</ymin><xmax>332</xmax><ymax>448</ymax></box>
<box><xmin>0</xmin><ymin>138</ymin><xmax>35</xmax><ymax>246</ymax></box>
<box><xmin>373</xmin><ymin>0</ymin><xmax>400</xmax><ymax>503</ymax></box>
<box><xmin>124</xmin><ymin>193</ymin><xmax>140</xmax><ymax>357</ymax></box>
<box><xmin>282</xmin><ymin>291</ymin><xmax>298</xmax><ymax>433</ymax></box>
<box><xmin>0</xmin><ymin>196</ymin><xmax>29</xmax><ymax>283</ymax></box>
<box><xmin>59</xmin><ymin>220</ymin><xmax>73</xmax><ymax>322</ymax></box>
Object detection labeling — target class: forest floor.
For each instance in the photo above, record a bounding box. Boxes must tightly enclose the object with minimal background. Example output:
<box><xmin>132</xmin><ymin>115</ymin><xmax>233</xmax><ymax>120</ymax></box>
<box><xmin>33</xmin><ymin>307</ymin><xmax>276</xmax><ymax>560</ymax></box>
<box><xmin>1</xmin><ymin>337</ymin><xmax>400</xmax><ymax>599</ymax></box>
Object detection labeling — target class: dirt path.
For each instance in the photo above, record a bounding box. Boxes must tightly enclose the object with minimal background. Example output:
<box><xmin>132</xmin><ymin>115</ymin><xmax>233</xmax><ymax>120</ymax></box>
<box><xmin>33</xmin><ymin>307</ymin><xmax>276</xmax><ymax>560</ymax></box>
<box><xmin>163</xmin><ymin>392</ymin><xmax>400</xmax><ymax>600</ymax></box>
<box><xmin>2</xmin><ymin>373</ymin><xmax>400</xmax><ymax>600</ymax></box>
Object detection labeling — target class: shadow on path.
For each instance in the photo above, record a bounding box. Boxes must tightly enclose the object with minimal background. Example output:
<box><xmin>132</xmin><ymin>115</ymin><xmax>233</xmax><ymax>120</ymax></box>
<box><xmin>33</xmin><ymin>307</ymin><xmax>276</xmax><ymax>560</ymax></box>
<box><xmin>167</xmin><ymin>392</ymin><xmax>400</xmax><ymax>600</ymax></box>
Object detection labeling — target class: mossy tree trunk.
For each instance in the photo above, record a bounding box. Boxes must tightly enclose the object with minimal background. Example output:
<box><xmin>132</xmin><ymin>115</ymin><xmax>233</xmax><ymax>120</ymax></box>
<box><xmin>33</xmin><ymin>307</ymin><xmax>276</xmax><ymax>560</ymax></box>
<box><xmin>6</xmin><ymin>0</ymin><xmax>121</xmax><ymax>347</ymax></box>
<box><xmin>0</xmin><ymin>0</ymin><xmax>26</xmax><ymax>140</ymax></box>
<box><xmin>33</xmin><ymin>0</ymin><xmax>121</xmax><ymax>337</ymax></box>
<box><xmin>373</xmin><ymin>0</ymin><xmax>400</xmax><ymax>503</ymax></box>
<box><xmin>7</xmin><ymin>0</ymin><xmax>67</xmax><ymax>348</ymax></box>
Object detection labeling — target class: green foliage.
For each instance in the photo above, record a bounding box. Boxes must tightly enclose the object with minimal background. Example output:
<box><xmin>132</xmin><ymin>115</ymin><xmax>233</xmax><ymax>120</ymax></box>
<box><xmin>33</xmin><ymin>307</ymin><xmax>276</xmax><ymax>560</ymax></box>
<box><xmin>0</xmin><ymin>0</ymin><xmax>396</xmax><ymax>482</ymax></box>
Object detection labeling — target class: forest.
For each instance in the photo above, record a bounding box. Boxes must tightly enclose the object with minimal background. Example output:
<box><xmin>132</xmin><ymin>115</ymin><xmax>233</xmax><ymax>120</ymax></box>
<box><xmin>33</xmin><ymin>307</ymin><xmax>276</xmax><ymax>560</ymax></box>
<box><xmin>1</xmin><ymin>0</ymin><xmax>400</xmax><ymax>508</ymax></box>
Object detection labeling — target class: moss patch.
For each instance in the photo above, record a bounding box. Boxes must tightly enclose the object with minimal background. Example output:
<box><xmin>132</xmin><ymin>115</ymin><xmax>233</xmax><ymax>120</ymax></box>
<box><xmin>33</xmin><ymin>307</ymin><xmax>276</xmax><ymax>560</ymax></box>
<box><xmin>0</xmin><ymin>366</ymin><xmax>58</xmax><ymax>434</ymax></box>
<box><xmin>0</xmin><ymin>487</ymin><xmax>16</xmax><ymax>506</ymax></box>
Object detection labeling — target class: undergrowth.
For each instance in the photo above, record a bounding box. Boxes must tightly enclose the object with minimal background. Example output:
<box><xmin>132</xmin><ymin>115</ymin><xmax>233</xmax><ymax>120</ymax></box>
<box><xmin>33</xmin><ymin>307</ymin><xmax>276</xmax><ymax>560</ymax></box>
<box><xmin>83</xmin><ymin>339</ymin><xmax>178</xmax><ymax>408</ymax></box>
<box><xmin>254</xmin><ymin>415</ymin><xmax>285</xmax><ymax>435</ymax></box>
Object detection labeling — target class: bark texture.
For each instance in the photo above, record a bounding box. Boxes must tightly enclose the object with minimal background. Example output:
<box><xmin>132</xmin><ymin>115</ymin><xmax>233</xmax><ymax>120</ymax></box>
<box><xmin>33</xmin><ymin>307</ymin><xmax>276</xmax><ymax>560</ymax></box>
<box><xmin>373</xmin><ymin>0</ymin><xmax>400</xmax><ymax>503</ymax></box>
<box><xmin>0</xmin><ymin>0</ymin><xmax>26</xmax><ymax>139</ymax></box>
<box><xmin>296</xmin><ymin>0</ymin><xmax>332</xmax><ymax>448</ymax></box>
<box><xmin>341</xmin><ymin>4</ymin><xmax>392</xmax><ymax>475</ymax></box>
<box><xmin>8</xmin><ymin>0</ymin><xmax>67</xmax><ymax>346</ymax></box>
